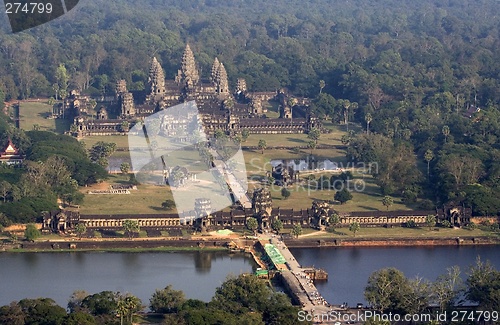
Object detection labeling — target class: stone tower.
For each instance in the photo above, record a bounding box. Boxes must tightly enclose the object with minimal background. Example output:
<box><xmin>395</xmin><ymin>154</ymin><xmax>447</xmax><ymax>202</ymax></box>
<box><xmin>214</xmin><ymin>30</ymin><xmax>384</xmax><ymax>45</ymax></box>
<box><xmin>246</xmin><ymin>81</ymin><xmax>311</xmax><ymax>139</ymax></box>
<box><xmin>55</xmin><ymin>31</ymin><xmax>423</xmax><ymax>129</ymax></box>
<box><xmin>115</xmin><ymin>80</ymin><xmax>128</xmax><ymax>99</ymax></box>
<box><xmin>210</xmin><ymin>57</ymin><xmax>220</xmax><ymax>83</ymax></box>
<box><xmin>176</xmin><ymin>44</ymin><xmax>200</xmax><ymax>87</ymax></box>
<box><xmin>252</xmin><ymin>188</ymin><xmax>273</xmax><ymax>217</ymax></box>
<box><xmin>148</xmin><ymin>57</ymin><xmax>166</xmax><ymax>101</ymax></box>
<box><xmin>215</xmin><ymin>63</ymin><xmax>230</xmax><ymax>97</ymax></box>
<box><xmin>235</xmin><ymin>78</ymin><xmax>247</xmax><ymax>95</ymax></box>
<box><xmin>121</xmin><ymin>92</ymin><xmax>135</xmax><ymax>117</ymax></box>
<box><xmin>250</xmin><ymin>98</ymin><xmax>263</xmax><ymax>115</ymax></box>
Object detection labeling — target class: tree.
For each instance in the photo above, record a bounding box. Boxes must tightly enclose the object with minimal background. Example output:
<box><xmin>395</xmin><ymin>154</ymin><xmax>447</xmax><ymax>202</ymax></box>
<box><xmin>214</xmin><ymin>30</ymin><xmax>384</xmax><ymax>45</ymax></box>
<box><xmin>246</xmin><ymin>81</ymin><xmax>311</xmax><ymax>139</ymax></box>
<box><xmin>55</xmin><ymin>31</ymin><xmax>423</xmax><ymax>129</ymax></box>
<box><xmin>400</xmin><ymin>277</ymin><xmax>432</xmax><ymax>315</ymax></box>
<box><xmin>466</xmin><ymin>257</ymin><xmax>500</xmax><ymax>311</ymax></box>
<box><xmin>18</xmin><ymin>298</ymin><xmax>67</xmax><ymax>325</ymax></box>
<box><xmin>441</xmin><ymin>220</ymin><xmax>452</xmax><ymax>228</ymax></box>
<box><xmin>281</xmin><ymin>187</ymin><xmax>291</xmax><ymax>200</ymax></box>
<box><xmin>365</xmin><ymin>112</ymin><xmax>372</xmax><ymax>134</ymax></box>
<box><xmin>328</xmin><ymin>213</ymin><xmax>340</xmax><ymax>229</ymax></box>
<box><xmin>67</xmin><ymin>290</ymin><xmax>90</xmax><ymax>313</ymax></box>
<box><xmin>432</xmin><ymin>266</ymin><xmax>464</xmax><ymax>312</ymax></box>
<box><xmin>88</xmin><ymin>99</ymin><xmax>97</xmax><ymax>113</ymax></box>
<box><xmin>291</xmin><ymin>224</ymin><xmax>303</xmax><ymax>238</ymax></box>
<box><xmin>424</xmin><ymin>149</ymin><xmax>434</xmax><ymax>179</ymax></box>
<box><xmin>161</xmin><ymin>199</ymin><xmax>175</xmax><ymax>210</ymax></box>
<box><xmin>65</xmin><ymin>312</ymin><xmax>96</xmax><ymax>325</ymax></box>
<box><xmin>258</xmin><ymin>139</ymin><xmax>267</xmax><ymax>154</ymax></box>
<box><xmin>55</xmin><ymin>64</ymin><xmax>69</xmax><ymax>92</ymax></box>
<box><xmin>120</xmin><ymin>121</ymin><xmax>130</xmax><ymax>132</ymax></box>
<box><xmin>211</xmin><ymin>274</ymin><xmax>274</xmax><ymax>314</ymax></box>
<box><xmin>75</xmin><ymin>223</ymin><xmax>87</xmax><ymax>239</ymax></box>
<box><xmin>0</xmin><ymin>180</ymin><xmax>12</xmax><ymax>203</ymax></box>
<box><xmin>349</xmin><ymin>222</ymin><xmax>360</xmax><ymax>237</ymax></box>
<box><xmin>246</xmin><ymin>217</ymin><xmax>258</xmax><ymax>235</ymax></box>
<box><xmin>24</xmin><ymin>223</ymin><xmax>40</xmax><ymax>241</ymax></box>
<box><xmin>117</xmin><ymin>294</ymin><xmax>141</xmax><ymax>325</ymax></box>
<box><xmin>307</xmin><ymin>127</ymin><xmax>321</xmax><ymax>144</ymax></box>
<box><xmin>81</xmin><ymin>291</ymin><xmax>118</xmax><ymax>316</ymax></box>
<box><xmin>150</xmin><ymin>285</ymin><xmax>185</xmax><ymax>313</ymax></box>
<box><xmin>425</xmin><ymin>215</ymin><xmax>436</xmax><ymax>230</ymax></box>
<box><xmin>89</xmin><ymin>142</ymin><xmax>116</xmax><ymax>168</ymax></box>
<box><xmin>241</xmin><ymin>129</ymin><xmax>250</xmax><ymax>142</ymax></box>
<box><xmin>52</xmin><ymin>83</ymin><xmax>59</xmax><ymax>100</ymax></box>
<box><xmin>442</xmin><ymin>125</ymin><xmax>450</xmax><ymax>143</ymax></box>
<box><xmin>334</xmin><ymin>188</ymin><xmax>352</xmax><ymax>204</ymax></box>
<box><xmin>307</xmin><ymin>140</ymin><xmax>316</xmax><ymax>154</ymax></box>
<box><xmin>365</xmin><ymin>268</ymin><xmax>409</xmax><ymax>313</ymax></box>
<box><xmin>122</xmin><ymin>220</ymin><xmax>140</xmax><ymax>239</ymax></box>
<box><xmin>267</xmin><ymin>175</ymin><xmax>275</xmax><ymax>187</ymax></box>
<box><xmin>120</xmin><ymin>162</ymin><xmax>130</xmax><ymax>174</ymax></box>
<box><xmin>319</xmin><ymin>80</ymin><xmax>325</xmax><ymax>94</ymax></box>
<box><xmin>382</xmin><ymin>196</ymin><xmax>393</xmax><ymax>210</ymax></box>
<box><xmin>271</xmin><ymin>218</ymin><xmax>283</xmax><ymax>234</ymax></box>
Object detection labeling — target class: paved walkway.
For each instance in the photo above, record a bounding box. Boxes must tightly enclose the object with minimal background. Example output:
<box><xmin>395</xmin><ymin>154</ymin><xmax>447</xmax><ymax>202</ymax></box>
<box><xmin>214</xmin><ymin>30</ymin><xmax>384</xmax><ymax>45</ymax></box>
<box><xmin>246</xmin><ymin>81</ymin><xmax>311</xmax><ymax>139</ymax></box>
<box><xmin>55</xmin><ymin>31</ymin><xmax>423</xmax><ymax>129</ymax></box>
<box><xmin>210</xmin><ymin>148</ymin><xmax>252</xmax><ymax>209</ymax></box>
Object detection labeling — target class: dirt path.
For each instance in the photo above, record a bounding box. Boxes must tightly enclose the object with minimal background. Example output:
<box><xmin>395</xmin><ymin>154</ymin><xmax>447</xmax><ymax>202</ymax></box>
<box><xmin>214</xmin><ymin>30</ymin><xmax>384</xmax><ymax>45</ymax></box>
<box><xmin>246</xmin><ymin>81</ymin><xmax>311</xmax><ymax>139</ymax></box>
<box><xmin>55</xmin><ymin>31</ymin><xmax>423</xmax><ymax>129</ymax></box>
<box><xmin>299</xmin><ymin>230</ymin><xmax>327</xmax><ymax>238</ymax></box>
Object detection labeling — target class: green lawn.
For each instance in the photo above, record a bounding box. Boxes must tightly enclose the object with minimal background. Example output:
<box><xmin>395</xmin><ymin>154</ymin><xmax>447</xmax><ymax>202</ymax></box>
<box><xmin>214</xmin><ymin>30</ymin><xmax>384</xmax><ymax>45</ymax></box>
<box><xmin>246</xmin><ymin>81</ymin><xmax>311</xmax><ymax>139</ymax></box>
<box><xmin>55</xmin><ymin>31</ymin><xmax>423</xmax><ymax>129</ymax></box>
<box><xmin>79</xmin><ymin>175</ymin><xmax>176</xmax><ymax>215</ymax></box>
<box><xmin>18</xmin><ymin>101</ymin><xmax>70</xmax><ymax>133</ymax></box>
<box><xmin>77</xmin><ymin>125</ymin><xmax>418</xmax><ymax>214</ymax></box>
<box><xmin>302</xmin><ymin>227</ymin><xmax>498</xmax><ymax>239</ymax></box>
<box><xmin>80</xmin><ymin>135</ymin><xmax>131</xmax><ymax>149</ymax></box>
<box><xmin>242</xmin><ymin>122</ymin><xmax>354</xmax><ymax>148</ymax></box>
<box><xmin>260</xmin><ymin>176</ymin><xmax>413</xmax><ymax>212</ymax></box>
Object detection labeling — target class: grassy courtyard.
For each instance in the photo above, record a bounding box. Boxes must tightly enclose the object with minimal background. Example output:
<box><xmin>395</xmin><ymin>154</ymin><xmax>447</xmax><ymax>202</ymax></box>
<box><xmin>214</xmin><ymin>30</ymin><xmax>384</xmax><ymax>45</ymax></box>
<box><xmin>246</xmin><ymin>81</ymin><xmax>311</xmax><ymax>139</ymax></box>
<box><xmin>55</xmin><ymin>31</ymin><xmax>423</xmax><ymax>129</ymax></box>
<box><xmin>18</xmin><ymin>101</ymin><xmax>70</xmax><ymax>133</ymax></box>
<box><xmin>76</xmin><ymin>123</ymin><xmax>418</xmax><ymax>214</ymax></box>
<box><xmin>79</xmin><ymin>175</ymin><xmax>177</xmax><ymax>215</ymax></box>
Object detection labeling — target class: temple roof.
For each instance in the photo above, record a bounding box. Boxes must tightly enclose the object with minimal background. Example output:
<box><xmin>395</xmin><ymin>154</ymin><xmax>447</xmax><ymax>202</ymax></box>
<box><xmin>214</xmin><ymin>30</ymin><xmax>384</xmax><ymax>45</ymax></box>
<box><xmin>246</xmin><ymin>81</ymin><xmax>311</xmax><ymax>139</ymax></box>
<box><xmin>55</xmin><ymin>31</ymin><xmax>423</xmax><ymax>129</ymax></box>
<box><xmin>1</xmin><ymin>139</ymin><xmax>18</xmax><ymax>155</ymax></box>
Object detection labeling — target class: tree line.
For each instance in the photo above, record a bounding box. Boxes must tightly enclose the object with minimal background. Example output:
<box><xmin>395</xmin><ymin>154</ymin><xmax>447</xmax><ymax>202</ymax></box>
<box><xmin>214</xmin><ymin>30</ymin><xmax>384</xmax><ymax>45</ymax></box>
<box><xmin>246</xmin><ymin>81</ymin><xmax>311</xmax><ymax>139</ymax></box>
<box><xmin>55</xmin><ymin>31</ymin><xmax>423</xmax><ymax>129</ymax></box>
<box><xmin>0</xmin><ymin>0</ymin><xmax>499</xmax><ymax>214</ymax></box>
<box><xmin>365</xmin><ymin>258</ymin><xmax>500</xmax><ymax>318</ymax></box>
<box><xmin>0</xmin><ymin>274</ymin><xmax>307</xmax><ymax>325</ymax></box>
<box><xmin>0</xmin><ymin>114</ymin><xmax>110</xmax><ymax>225</ymax></box>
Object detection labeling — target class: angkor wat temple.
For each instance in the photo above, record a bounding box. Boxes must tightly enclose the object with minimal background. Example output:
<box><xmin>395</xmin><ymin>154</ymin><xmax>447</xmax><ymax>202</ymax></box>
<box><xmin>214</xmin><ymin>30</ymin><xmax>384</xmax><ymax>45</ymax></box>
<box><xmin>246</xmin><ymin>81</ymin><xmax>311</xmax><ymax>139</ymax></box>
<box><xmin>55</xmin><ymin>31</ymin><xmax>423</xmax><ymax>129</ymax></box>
<box><xmin>68</xmin><ymin>44</ymin><xmax>321</xmax><ymax>137</ymax></box>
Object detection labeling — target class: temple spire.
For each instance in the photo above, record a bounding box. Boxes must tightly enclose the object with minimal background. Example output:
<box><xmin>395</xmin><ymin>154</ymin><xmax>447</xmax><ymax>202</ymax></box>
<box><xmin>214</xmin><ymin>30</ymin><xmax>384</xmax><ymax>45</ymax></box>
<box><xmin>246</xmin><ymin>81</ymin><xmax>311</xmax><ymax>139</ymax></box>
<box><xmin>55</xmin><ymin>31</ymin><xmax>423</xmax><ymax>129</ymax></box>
<box><xmin>178</xmin><ymin>44</ymin><xmax>200</xmax><ymax>87</ymax></box>
<box><xmin>210</xmin><ymin>57</ymin><xmax>220</xmax><ymax>83</ymax></box>
<box><xmin>148</xmin><ymin>57</ymin><xmax>166</xmax><ymax>97</ymax></box>
<box><xmin>215</xmin><ymin>62</ymin><xmax>229</xmax><ymax>96</ymax></box>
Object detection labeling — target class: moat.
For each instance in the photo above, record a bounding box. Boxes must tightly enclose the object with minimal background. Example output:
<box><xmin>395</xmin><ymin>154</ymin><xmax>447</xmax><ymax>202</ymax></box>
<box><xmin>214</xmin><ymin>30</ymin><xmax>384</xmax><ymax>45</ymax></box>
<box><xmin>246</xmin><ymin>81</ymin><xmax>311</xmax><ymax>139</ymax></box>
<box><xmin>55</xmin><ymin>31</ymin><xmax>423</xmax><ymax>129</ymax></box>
<box><xmin>1</xmin><ymin>246</ymin><xmax>499</xmax><ymax>308</ymax></box>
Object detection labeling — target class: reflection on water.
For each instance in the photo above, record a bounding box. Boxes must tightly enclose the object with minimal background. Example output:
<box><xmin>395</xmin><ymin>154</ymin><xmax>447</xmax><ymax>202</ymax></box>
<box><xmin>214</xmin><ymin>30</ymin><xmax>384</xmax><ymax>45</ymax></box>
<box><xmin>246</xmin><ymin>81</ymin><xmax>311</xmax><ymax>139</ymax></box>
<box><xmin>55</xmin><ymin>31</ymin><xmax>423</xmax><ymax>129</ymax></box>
<box><xmin>194</xmin><ymin>251</ymin><xmax>213</xmax><ymax>273</ymax></box>
<box><xmin>270</xmin><ymin>158</ymin><xmax>339</xmax><ymax>171</ymax></box>
<box><xmin>0</xmin><ymin>251</ymin><xmax>256</xmax><ymax>307</ymax></box>
<box><xmin>290</xmin><ymin>246</ymin><xmax>500</xmax><ymax>305</ymax></box>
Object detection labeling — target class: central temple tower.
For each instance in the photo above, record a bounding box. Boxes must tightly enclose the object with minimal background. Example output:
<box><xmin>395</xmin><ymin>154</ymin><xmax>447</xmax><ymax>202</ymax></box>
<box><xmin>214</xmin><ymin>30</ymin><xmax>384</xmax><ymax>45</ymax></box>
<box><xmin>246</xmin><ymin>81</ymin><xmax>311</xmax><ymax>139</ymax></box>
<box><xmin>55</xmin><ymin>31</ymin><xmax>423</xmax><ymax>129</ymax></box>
<box><xmin>176</xmin><ymin>44</ymin><xmax>200</xmax><ymax>88</ymax></box>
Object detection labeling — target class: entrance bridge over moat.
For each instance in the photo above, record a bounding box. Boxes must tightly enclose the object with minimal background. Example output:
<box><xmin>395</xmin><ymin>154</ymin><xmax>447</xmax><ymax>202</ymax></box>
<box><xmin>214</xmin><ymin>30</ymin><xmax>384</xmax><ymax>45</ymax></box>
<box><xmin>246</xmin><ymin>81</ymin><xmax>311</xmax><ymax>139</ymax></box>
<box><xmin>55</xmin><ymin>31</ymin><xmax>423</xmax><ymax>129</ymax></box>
<box><xmin>256</xmin><ymin>236</ymin><xmax>349</xmax><ymax>324</ymax></box>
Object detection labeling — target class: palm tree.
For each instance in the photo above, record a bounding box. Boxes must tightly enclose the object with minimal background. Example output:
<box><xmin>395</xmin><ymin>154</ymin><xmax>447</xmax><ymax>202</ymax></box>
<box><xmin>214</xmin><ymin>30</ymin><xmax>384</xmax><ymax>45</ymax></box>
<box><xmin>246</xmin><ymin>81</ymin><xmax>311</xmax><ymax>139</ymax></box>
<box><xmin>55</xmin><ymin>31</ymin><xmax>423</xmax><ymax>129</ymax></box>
<box><xmin>342</xmin><ymin>100</ymin><xmax>351</xmax><ymax>131</ymax></box>
<box><xmin>319</xmin><ymin>80</ymin><xmax>325</xmax><ymax>94</ymax></box>
<box><xmin>307</xmin><ymin>140</ymin><xmax>316</xmax><ymax>154</ymax></box>
<box><xmin>258</xmin><ymin>139</ymin><xmax>267</xmax><ymax>154</ymax></box>
<box><xmin>52</xmin><ymin>83</ymin><xmax>59</xmax><ymax>100</ymax></box>
<box><xmin>442</xmin><ymin>125</ymin><xmax>450</xmax><ymax>143</ymax></box>
<box><xmin>424</xmin><ymin>149</ymin><xmax>434</xmax><ymax>179</ymax></box>
<box><xmin>365</xmin><ymin>113</ymin><xmax>372</xmax><ymax>134</ymax></box>
<box><xmin>382</xmin><ymin>196</ymin><xmax>393</xmax><ymax>210</ymax></box>
<box><xmin>349</xmin><ymin>222</ymin><xmax>360</xmax><ymax>237</ymax></box>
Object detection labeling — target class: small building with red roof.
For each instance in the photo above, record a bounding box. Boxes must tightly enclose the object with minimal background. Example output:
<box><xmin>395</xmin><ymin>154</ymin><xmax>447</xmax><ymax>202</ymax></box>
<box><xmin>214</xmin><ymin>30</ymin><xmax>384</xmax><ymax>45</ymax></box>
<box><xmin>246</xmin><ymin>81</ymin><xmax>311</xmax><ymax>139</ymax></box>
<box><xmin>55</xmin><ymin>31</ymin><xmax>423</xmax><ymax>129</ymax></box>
<box><xmin>0</xmin><ymin>139</ymin><xmax>24</xmax><ymax>165</ymax></box>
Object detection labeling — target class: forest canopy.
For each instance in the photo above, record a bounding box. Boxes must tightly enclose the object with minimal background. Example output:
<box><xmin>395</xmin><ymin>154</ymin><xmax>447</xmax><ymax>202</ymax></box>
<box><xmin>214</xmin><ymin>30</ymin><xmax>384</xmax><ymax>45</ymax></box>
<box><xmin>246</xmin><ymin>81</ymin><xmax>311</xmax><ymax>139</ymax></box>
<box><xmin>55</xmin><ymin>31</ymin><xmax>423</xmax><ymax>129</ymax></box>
<box><xmin>0</xmin><ymin>0</ymin><xmax>499</xmax><ymax>215</ymax></box>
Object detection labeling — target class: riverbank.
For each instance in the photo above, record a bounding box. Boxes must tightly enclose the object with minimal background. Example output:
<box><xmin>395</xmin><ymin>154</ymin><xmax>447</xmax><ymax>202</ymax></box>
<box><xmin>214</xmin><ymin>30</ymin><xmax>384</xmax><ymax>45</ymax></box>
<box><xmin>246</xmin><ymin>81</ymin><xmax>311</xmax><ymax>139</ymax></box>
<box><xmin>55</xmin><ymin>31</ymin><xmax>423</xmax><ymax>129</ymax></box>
<box><xmin>2</xmin><ymin>233</ymin><xmax>499</xmax><ymax>253</ymax></box>
<box><xmin>1</xmin><ymin>238</ymin><xmax>238</xmax><ymax>253</ymax></box>
<box><xmin>284</xmin><ymin>235</ymin><xmax>500</xmax><ymax>248</ymax></box>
